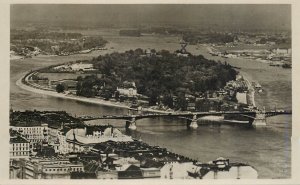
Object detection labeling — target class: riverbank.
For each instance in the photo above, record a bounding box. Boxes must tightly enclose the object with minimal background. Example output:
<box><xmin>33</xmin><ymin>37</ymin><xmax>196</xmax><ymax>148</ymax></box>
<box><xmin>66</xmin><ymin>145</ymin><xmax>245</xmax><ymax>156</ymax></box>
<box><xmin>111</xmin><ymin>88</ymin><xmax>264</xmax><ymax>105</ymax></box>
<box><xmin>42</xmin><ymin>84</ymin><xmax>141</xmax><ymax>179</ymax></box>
<box><xmin>244</xmin><ymin>76</ymin><xmax>256</xmax><ymax>107</ymax></box>
<box><xmin>205</xmin><ymin>45</ymin><xmax>290</xmax><ymax>66</ymax></box>
<box><xmin>18</xmin><ymin>54</ymin><xmax>258</xmax><ymax>115</ymax></box>
<box><xmin>17</xmin><ymin>73</ymin><xmax>172</xmax><ymax>114</ymax></box>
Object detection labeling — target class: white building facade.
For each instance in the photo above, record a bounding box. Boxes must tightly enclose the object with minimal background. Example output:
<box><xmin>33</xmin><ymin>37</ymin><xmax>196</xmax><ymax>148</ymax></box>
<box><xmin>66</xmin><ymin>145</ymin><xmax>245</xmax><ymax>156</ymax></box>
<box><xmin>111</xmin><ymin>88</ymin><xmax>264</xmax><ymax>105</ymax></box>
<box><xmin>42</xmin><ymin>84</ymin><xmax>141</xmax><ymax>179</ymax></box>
<box><xmin>10</xmin><ymin>135</ymin><xmax>30</xmax><ymax>159</ymax></box>
<box><xmin>10</xmin><ymin>123</ymin><xmax>49</xmax><ymax>143</ymax></box>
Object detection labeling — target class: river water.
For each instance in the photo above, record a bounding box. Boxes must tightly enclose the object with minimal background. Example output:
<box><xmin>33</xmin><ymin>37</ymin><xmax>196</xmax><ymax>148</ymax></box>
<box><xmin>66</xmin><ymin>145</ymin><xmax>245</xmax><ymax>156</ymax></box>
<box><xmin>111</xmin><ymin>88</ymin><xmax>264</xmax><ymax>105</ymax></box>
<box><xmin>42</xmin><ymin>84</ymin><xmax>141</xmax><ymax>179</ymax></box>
<box><xmin>10</xmin><ymin>40</ymin><xmax>291</xmax><ymax>178</ymax></box>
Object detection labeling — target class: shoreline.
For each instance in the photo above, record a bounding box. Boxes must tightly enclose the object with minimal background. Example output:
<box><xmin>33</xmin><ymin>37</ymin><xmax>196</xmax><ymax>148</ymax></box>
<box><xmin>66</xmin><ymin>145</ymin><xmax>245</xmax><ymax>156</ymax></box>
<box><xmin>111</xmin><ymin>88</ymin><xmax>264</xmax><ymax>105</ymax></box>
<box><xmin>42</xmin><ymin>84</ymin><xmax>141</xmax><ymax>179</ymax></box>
<box><xmin>17</xmin><ymin>68</ymin><xmax>257</xmax><ymax>115</ymax></box>
<box><xmin>244</xmin><ymin>76</ymin><xmax>256</xmax><ymax>108</ymax></box>
<box><xmin>204</xmin><ymin>46</ymin><xmax>289</xmax><ymax>66</ymax></box>
<box><xmin>16</xmin><ymin>74</ymin><xmax>171</xmax><ymax>114</ymax></box>
<box><xmin>14</xmin><ymin>44</ymin><xmax>259</xmax><ymax>114</ymax></box>
<box><xmin>204</xmin><ymin>46</ymin><xmax>258</xmax><ymax>107</ymax></box>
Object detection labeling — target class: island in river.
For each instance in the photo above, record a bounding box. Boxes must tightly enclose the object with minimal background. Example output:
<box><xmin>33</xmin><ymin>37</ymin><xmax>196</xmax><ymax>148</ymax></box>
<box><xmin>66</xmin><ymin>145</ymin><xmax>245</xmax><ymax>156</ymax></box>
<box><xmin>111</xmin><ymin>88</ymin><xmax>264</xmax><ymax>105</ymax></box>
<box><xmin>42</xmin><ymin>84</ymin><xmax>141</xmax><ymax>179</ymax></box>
<box><xmin>20</xmin><ymin>48</ymin><xmax>251</xmax><ymax>116</ymax></box>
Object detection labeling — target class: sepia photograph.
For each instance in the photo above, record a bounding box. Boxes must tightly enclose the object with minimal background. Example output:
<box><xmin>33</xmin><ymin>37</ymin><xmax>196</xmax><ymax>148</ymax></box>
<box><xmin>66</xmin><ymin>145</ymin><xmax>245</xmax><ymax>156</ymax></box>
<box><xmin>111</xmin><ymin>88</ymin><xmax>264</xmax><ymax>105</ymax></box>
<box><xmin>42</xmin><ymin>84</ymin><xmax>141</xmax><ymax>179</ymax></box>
<box><xmin>8</xmin><ymin>3</ymin><xmax>293</xmax><ymax>180</ymax></box>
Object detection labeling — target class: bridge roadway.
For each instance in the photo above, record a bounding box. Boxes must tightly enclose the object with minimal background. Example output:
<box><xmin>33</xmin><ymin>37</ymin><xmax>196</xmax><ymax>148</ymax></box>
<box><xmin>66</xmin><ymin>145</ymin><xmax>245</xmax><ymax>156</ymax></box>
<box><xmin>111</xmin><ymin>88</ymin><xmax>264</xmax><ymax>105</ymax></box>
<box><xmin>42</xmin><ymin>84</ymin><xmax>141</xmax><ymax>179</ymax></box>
<box><xmin>79</xmin><ymin>110</ymin><xmax>291</xmax><ymax>121</ymax></box>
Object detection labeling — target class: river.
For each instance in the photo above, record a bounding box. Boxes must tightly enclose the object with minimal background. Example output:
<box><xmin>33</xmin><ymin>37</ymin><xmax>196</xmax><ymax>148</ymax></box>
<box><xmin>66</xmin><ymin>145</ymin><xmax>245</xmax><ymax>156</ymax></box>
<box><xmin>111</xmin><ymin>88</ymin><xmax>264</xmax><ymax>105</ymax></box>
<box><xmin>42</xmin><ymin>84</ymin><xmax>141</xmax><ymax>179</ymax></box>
<box><xmin>10</xmin><ymin>38</ymin><xmax>291</xmax><ymax>178</ymax></box>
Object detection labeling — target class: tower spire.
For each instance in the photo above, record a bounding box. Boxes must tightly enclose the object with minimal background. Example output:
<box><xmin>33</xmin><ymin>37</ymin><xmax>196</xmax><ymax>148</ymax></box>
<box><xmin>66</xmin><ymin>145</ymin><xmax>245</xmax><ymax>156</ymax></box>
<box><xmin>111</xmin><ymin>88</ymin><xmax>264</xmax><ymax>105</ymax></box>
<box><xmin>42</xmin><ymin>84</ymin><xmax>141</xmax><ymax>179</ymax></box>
<box><xmin>73</xmin><ymin>128</ymin><xmax>76</xmax><ymax>152</ymax></box>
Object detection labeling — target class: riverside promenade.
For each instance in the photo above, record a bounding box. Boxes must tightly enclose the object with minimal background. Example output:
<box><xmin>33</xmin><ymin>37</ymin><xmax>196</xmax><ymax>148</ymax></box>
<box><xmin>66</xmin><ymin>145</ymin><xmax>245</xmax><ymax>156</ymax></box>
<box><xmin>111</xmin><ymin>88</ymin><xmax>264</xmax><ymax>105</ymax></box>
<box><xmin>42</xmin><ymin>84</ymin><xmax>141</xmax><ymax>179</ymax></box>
<box><xmin>17</xmin><ymin>71</ymin><xmax>170</xmax><ymax>114</ymax></box>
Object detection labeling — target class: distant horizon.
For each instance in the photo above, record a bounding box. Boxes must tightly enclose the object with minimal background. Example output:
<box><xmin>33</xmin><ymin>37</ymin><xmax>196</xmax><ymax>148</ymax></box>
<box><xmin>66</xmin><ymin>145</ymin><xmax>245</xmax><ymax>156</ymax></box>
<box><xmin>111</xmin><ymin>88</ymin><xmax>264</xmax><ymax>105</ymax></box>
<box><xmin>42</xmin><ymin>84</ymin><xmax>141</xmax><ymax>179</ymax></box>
<box><xmin>11</xmin><ymin>4</ymin><xmax>291</xmax><ymax>32</ymax></box>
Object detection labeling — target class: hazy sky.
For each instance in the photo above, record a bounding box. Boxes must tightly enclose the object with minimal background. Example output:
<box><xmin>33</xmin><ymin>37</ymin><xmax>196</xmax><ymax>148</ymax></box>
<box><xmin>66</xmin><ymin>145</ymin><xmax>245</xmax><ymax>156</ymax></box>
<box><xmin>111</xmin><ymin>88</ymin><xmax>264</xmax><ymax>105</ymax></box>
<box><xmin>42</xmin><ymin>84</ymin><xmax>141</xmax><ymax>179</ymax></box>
<box><xmin>11</xmin><ymin>4</ymin><xmax>291</xmax><ymax>30</ymax></box>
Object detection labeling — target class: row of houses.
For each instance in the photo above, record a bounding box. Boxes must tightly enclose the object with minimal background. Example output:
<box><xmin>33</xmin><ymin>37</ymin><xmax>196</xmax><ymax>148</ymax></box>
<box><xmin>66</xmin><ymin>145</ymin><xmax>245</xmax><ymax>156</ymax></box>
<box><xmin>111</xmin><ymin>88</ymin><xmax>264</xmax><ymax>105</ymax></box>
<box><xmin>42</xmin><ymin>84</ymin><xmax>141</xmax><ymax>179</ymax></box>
<box><xmin>209</xmin><ymin>45</ymin><xmax>291</xmax><ymax>63</ymax></box>
<box><xmin>9</xmin><ymin>120</ymin><xmax>194</xmax><ymax>179</ymax></box>
<box><xmin>53</xmin><ymin>63</ymin><xmax>96</xmax><ymax>72</ymax></box>
<box><xmin>9</xmin><ymin>109</ymin><xmax>258</xmax><ymax>179</ymax></box>
<box><xmin>10</xmin><ymin>121</ymin><xmax>133</xmax><ymax>156</ymax></box>
<box><xmin>10</xmin><ymin>157</ymin><xmax>84</xmax><ymax>179</ymax></box>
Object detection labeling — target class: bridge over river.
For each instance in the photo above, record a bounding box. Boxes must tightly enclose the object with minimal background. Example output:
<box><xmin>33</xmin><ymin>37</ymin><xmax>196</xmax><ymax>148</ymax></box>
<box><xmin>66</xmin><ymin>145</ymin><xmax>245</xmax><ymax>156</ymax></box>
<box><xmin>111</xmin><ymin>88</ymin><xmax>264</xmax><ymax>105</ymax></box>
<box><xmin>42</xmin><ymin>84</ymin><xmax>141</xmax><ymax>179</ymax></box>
<box><xmin>78</xmin><ymin>109</ymin><xmax>292</xmax><ymax>130</ymax></box>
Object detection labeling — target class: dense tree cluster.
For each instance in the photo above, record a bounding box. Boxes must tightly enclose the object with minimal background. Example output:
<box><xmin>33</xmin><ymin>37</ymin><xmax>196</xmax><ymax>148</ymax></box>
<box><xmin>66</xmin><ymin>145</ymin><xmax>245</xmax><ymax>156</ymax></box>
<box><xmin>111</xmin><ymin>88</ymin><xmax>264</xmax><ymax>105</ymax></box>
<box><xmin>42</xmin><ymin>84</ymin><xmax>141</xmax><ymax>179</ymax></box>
<box><xmin>10</xmin><ymin>110</ymin><xmax>83</xmax><ymax>127</ymax></box>
<box><xmin>82</xmin><ymin>37</ymin><xmax>108</xmax><ymax>50</ymax></box>
<box><xmin>10</xmin><ymin>29</ymin><xmax>107</xmax><ymax>55</ymax></box>
<box><xmin>56</xmin><ymin>84</ymin><xmax>65</xmax><ymax>93</ymax></box>
<box><xmin>183</xmin><ymin>33</ymin><xmax>235</xmax><ymax>45</ymax></box>
<box><xmin>77</xmin><ymin>49</ymin><xmax>237</xmax><ymax>107</ymax></box>
<box><xmin>140</xmin><ymin>27</ymin><xmax>184</xmax><ymax>35</ymax></box>
<box><xmin>76</xmin><ymin>75</ymin><xmax>118</xmax><ymax>99</ymax></box>
<box><xmin>11</xmin><ymin>29</ymin><xmax>82</xmax><ymax>40</ymax></box>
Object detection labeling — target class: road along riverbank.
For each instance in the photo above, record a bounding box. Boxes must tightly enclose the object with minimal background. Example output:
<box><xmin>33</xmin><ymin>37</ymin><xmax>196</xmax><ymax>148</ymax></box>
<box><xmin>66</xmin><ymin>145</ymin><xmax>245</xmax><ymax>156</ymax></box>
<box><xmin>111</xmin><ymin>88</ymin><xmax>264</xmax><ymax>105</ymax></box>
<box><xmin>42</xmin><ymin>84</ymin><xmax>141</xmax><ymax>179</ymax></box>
<box><xmin>18</xmin><ymin>60</ymin><xmax>260</xmax><ymax>117</ymax></box>
<box><xmin>17</xmin><ymin>72</ymin><xmax>172</xmax><ymax>114</ymax></box>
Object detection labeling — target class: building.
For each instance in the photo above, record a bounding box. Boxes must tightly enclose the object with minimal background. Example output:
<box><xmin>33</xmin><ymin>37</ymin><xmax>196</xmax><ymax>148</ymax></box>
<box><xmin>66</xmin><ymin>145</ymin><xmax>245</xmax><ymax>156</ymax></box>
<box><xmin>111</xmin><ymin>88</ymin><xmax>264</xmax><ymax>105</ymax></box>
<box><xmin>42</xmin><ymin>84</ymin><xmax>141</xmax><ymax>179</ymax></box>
<box><xmin>187</xmin><ymin>102</ymin><xmax>196</xmax><ymax>111</ymax></box>
<box><xmin>140</xmin><ymin>168</ymin><xmax>161</xmax><ymax>178</ymax></box>
<box><xmin>49</xmin><ymin>79</ymin><xmax>77</xmax><ymax>91</ymax></box>
<box><xmin>272</xmin><ymin>48</ymin><xmax>292</xmax><ymax>56</ymax></box>
<box><xmin>113</xmin><ymin>157</ymin><xmax>140</xmax><ymax>167</ymax></box>
<box><xmin>57</xmin><ymin>127</ymin><xmax>71</xmax><ymax>154</ymax></box>
<box><xmin>10</xmin><ymin>160</ymin><xmax>22</xmax><ymax>179</ymax></box>
<box><xmin>64</xmin><ymin>126</ymin><xmax>133</xmax><ymax>153</ymax></box>
<box><xmin>176</xmin><ymin>53</ymin><xmax>189</xmax><ymax>57</ymax></box>
<box><xmin>200</xmin><ymin>165</ymin><xmax>258</xmax><ymax>179</ymax></box>
<box><xmin>145</xmin><ymin>48</ymin><xmax>152</xmax><ymax>57</ymax></box>
<box><xmin>266</xmin><ymin>41</ymin><xmax>276</xmax><ymax>45</ymax></box>
<box><xmin>22</xmin><ymin>157</ymin><xmax>84</xmax><ymax>179</ymax></box>
<box><xmin>117</xmin><ymin>81</ymin><xmax>138</xmax><ymax>97</ymax></box>
<box><xmin>10</xmin><ymin>130</ymin><xmax>30</xmax><ymax>159</ymax></box>
<box><xmin>96</xmin><ymin>170</ymin><xmax>118</xmax><ymax>179</ymax></box>
<box><xmin>10</xmin><ymin>123</ymin><xmax>49</xmax><ymax>144</ymax></box>
<box><xmin>187</xmin><ymin>158</ymin><xmax>258</xmax><ymax>179</ymax></box>
<box><xmin>10</xmin><ymin>110</ymin><xmax>83</xmax><ymax>149</ymax></box>
<box><xmin>47</xmin><ymin>126</ymin><xmax>61</xmax><ymax>145</ymax></box>
<box><xmin>117</xmin><ymin>164</ymin><xmax>143</xmax><ymax>179</ymax></box>
<box><xmin>53</xmin><ymin>62</ymin><xmax>95</xmax><ymax>72</ymax></box>
<box><xmin>236</xmin><ymin>92</ymin><xmax>247</xmax><ymax>105</ymax></box>
<box><xmin>160</xmin><ymin>162</ymin><xmax>195</xmax><ymax>179</ymax></box>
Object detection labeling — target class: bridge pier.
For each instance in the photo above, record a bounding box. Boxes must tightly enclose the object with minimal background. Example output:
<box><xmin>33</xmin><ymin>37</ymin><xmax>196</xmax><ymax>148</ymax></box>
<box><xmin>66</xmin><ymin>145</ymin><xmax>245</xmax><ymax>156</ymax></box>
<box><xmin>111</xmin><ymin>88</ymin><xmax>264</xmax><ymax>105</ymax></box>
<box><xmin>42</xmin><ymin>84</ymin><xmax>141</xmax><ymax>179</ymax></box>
<box><xmin>187</xmin><ymin>114</ymin><xmax>198</xmax><ymax>129</ymax></box>
<box><xmin>126</xmin><ymin>117</ymin><xmax>137</xmax><ymax>130</ymax></box>
<box><xmin>190</xmin><ymin>120</ymin><xmax>198</xmax><ymax>129</ymax></box>
<box><xmin>252</xmin><ymin>112</ymin><xmax>266</xmax><ymax>127</ymax></box>
<box><xmin>128</xmin><ymin>122</ymin><xmax>137</xmax><ymax>130</ymax></box>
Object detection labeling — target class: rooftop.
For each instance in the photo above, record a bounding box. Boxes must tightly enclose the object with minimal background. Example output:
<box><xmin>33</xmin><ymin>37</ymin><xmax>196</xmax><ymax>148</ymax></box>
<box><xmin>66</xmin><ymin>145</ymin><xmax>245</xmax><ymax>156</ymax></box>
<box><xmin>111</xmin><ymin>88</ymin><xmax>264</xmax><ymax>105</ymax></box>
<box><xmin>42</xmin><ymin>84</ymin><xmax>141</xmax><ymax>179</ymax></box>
<box><xmin>10</xmin><ymin>135</ymin><xmax>29</xmax><ymax>144</ymax></box>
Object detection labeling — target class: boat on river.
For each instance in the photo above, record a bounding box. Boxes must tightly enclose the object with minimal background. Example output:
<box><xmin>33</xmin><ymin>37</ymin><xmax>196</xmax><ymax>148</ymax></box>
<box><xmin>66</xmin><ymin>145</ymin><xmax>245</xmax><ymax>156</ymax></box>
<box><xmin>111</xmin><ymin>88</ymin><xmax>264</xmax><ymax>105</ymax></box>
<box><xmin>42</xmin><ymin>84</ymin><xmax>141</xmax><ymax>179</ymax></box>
<box><xmin>187</xmin><ymin>157</ymin><xmax>258</xmax><ymax>179</ymax></box>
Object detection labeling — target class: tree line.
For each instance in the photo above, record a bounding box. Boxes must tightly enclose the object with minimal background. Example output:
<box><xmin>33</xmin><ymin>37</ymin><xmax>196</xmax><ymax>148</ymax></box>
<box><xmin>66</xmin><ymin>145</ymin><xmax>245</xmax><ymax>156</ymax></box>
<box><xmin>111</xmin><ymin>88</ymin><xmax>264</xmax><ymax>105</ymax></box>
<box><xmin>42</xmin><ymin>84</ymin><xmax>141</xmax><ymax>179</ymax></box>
<box><xmin>74</xmin><ymin>49</ymin><xmax>237</xmax><ymax>109</ymax></box>
<box><xmin>10</xmin><ymin>29</ymin><xmax>107</xmax><ymax>55</ymax></box>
